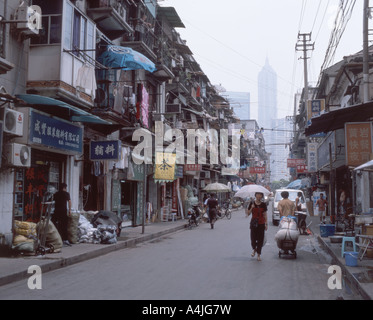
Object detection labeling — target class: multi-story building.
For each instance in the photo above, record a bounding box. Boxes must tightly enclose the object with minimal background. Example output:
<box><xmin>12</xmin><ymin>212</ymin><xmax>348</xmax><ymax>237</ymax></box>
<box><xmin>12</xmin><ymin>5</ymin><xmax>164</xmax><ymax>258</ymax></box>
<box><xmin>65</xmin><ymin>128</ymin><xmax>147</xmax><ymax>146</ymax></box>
<box><xmin>0</xmin><ymin>0</ymin><xmax>237</xmax><ymax>251</ymax></box>
<box><xmin>294</xmin><ymin>45</ymin><xmax>373</xmax><ymax>218</ymax></box>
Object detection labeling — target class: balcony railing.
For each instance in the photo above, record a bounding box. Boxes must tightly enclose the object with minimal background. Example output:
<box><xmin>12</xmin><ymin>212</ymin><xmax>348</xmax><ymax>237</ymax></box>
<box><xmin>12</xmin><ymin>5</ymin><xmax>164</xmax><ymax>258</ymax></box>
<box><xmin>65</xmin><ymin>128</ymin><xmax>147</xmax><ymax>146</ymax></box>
<box><xmin>87</xmin><ymin>0</ymin><xmax>133</xmax><ymax>40</ymax></box>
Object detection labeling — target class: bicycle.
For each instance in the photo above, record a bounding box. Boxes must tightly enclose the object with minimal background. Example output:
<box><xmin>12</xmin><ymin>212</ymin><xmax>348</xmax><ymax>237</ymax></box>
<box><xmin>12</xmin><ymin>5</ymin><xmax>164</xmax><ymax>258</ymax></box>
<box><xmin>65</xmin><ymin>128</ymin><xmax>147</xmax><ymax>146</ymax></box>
<box><xmin>219</xmin><ymin>202</ymin><xmax>232</xmax><ymax>220</ymax></box>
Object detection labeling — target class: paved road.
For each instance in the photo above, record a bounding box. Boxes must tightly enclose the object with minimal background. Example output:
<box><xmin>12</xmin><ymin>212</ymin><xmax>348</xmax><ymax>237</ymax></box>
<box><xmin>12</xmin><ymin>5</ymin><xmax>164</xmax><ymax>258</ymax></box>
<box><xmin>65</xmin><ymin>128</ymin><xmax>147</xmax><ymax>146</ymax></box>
<box><xmin>0</xmin><ymin>209</ymin><xmax>359</xmax><ymax>300</ymax></box>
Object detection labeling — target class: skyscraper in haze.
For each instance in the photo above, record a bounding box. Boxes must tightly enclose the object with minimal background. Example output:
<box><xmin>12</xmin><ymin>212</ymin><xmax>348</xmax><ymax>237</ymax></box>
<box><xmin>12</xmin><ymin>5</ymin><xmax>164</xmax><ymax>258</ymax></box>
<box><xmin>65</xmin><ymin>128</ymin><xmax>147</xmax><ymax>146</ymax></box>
<box><xmin>258</xmin><ymin>58</ymin><xmax>277</xmax><ymax>128</ymax></box>
<box><xmin>258</xmin><ymin>58</ymin><xmax>278</xmax><ymax>182</ymax></box>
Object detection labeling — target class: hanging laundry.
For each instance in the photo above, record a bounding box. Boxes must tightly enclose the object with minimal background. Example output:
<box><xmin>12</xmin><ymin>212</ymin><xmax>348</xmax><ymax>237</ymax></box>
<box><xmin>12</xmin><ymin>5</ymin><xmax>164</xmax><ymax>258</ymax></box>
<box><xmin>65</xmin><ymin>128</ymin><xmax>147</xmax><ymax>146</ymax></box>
<box><xmin>141</xmin><ymin>85</ymin><xmax>149</xmax><ymax>128</ymax></box>
<box><xmin>76</xmin><ymin>64</ymin><xmax>97</xmax><ymax>94</ymax></box>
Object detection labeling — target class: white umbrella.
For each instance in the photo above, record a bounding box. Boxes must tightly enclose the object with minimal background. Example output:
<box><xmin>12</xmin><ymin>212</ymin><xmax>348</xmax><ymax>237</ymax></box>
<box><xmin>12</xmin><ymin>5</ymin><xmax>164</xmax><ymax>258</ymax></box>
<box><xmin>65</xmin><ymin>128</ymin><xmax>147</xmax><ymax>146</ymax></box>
<box><xmin>234</xmin><ymin>184</ymin><xmax>270</xmax><ymax>199</ymax></box>
<box><xmin>203</xmin><ymin>182</ymin><xmax>231</xmax><ymax>193</ymax></box>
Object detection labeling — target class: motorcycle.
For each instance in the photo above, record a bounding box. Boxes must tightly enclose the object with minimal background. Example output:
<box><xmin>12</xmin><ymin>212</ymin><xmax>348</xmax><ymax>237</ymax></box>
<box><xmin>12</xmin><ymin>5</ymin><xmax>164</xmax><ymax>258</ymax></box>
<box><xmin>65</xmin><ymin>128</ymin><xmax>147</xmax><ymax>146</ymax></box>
<box><xmin>187</xmin><ymin>204</ymin><xmax>203</xmax><ymax>229</ymax></box>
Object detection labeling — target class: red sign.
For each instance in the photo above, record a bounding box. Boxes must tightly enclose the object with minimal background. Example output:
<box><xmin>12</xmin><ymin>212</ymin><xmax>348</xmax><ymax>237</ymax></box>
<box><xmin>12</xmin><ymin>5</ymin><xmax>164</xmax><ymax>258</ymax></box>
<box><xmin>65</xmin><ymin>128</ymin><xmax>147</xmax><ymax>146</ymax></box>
<box><xmin>287</xmin><ymin>159</ymin><xmax>306</xmax><ymax>168</ymax></box>
<box><xmin>184</xmin><ymin>164</ymin><xmax>202</xmax><ymax>172</ymax></box>
<box><xmin>249</xmin><ymin>167</ymin><xmax>266</xmax><ymax>174</ymax></box>
<box><xmin>345</xmin><ymin>122</ymin><xmax>373</xmax><ymax>167</ymax></box>
<box><xmin>296</xmin><ymin>165</ymin><xmax>308</xmax><ymax>173</ymax></box>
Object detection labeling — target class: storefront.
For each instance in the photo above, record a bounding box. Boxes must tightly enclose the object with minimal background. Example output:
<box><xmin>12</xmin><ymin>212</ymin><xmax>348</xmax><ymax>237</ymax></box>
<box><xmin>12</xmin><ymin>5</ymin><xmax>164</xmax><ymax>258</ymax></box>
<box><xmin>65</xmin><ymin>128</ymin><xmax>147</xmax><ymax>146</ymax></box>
<box><xmin>13</xmin><ymin>107</ymin><xmax>83</xmax><ymax>221</ymax></box>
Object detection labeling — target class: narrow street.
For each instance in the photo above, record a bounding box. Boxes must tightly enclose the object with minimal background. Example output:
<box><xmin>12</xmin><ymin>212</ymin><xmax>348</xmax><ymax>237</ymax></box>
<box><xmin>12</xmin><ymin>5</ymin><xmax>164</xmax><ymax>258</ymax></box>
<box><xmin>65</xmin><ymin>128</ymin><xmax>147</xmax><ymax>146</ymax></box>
<box><xmin>0</xmin><ymin>209</ymin><xmax>360</xmax><ymax>300</ymax></box>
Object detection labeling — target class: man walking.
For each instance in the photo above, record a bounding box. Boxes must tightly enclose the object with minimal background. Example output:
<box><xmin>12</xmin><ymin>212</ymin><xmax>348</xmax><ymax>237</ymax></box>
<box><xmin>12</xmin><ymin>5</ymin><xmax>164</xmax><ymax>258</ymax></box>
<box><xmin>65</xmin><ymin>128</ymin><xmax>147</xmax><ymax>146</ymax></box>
<box><xmin>52</xmin><ymin>183</ymin><xmax>72</xmax><ymax>246</ymax></box>
<box><xmin>206</xmin><ymin>193</ymin><xmax>219</xmax><ymax>229</ymax></box>
<box><xmin>316</xmin><ymin>193</ymin><xmax>328</xmax><ymax>224</ymax></box>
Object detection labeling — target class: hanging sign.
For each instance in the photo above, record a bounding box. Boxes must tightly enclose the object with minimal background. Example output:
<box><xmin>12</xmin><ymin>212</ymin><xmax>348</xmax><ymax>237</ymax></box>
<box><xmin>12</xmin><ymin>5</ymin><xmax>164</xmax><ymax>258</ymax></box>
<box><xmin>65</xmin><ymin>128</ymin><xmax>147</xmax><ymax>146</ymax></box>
<box><xmin>155</xmin><ymin>152</ymin><xmax>176</xmax><ymax>181</ymax></box>
<box><xmin>90</xmin><ymin>140</ymin><xmax>121</xmax><ymax>161</ymax></box>
<box><xmin>345</xmin><ymin>122</ymin><xmax>373</xmax><ymax>167</ymax></box>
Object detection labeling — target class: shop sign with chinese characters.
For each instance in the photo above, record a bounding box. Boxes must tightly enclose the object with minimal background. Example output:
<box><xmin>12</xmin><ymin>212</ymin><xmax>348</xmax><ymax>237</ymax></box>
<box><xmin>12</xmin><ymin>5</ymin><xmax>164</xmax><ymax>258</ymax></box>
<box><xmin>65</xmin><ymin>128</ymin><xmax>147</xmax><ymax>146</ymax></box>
<box><xmin>307</xmin><ymin>143</ymin><xmax>318</xmax><ymax>173</ymax></box>
<box><xmin>287</xmin><ymin>159</ymin><xmax>306</xmax><ymax>168</ymax></box>
<box><xmin>345</xmin><ymin>122</ymin><xmax>373</xmax><ymax>167</ymax></box>
<box><xmin>30</xmin><ymin>110</ymin><xmax>83</xmax><ymax>154</ymax></box>
<box><xmin>249</xmin><ymin>167</ymin><xmax>266</xmax><ymax>174</ymax></box>
<box><xmin>90</xmin><ymin>140</ymin><xmax>121</xmax><ymax>161</ymax></box>
<box><xmin>155</xmin><ymin>152</ymin><xmax>176</xmax><ymax>181</ymax></box>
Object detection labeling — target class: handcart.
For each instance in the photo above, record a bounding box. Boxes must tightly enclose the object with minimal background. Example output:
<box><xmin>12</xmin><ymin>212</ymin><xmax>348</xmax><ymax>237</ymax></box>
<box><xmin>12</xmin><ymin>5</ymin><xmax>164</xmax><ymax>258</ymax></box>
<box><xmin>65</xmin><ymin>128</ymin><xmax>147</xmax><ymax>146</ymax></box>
<box><xmin>35</xmin><ymin>193</ymin><xmax>55</xmax><ymax>256</ymax></box>
<box><xmin>276</xmin><ymin>216</ymin><xmax>299</xmax><ymax>259</ymax></box>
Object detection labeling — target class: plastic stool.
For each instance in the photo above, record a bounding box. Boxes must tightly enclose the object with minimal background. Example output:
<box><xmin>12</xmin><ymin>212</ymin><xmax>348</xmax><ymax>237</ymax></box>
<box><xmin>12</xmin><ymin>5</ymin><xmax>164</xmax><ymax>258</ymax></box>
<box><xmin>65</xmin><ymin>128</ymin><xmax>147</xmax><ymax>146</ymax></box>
<box><xmin>342</xmin><ymin>237</ymin><xmax>357</xmax><ymax>258</ymax></box>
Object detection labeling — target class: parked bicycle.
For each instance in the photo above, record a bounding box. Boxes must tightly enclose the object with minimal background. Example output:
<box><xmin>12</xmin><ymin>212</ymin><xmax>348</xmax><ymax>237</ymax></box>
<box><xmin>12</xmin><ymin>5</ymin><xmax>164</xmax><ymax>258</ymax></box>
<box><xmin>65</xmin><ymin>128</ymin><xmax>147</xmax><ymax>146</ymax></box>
<box><xmin>219</xmin><ymin>201</ymin><xmax>232</xmax><ymax>220</ymax></box>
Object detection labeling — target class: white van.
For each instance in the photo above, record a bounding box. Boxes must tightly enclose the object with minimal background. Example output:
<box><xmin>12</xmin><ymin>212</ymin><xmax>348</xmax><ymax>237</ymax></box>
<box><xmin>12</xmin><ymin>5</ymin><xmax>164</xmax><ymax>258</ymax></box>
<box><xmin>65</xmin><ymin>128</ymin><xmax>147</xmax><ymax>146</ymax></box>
<box><xmin>271</xmin><ymin>189</ymin><xmax>308</xmax><ymax>226</ymax></box>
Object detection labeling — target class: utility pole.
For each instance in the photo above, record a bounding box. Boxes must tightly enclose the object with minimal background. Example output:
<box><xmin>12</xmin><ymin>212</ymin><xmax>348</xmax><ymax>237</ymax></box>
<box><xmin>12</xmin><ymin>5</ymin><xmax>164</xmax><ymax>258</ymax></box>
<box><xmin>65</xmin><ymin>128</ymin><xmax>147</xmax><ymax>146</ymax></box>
<box><xmin>296</xmin><ymin>33</ymin><xmax>315</xmax><ymax>103</ymax></box>
<box><xmin>363</xmin><ymin>0</ymin><xmax>371</xmax><ymax>103</ymax></box>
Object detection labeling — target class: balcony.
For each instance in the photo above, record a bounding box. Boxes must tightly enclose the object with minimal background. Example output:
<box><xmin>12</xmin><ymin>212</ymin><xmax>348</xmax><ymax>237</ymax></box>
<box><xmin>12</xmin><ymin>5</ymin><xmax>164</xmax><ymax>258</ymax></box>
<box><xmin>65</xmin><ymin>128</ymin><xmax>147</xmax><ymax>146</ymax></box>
<box><xmin>87</xmin><ymin>0</ymin><xmax>134</xmax><ymax>40</ymax></box>
<box><xmin>121</xmin><ymin>23</ymin><xmax>157</xmax><ymax>62</ymax></box>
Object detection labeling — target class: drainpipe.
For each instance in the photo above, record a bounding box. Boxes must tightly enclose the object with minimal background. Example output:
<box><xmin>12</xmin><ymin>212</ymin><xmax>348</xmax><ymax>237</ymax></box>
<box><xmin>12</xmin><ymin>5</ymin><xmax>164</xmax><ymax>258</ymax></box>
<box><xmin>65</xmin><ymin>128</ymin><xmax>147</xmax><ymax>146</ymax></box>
<box><xmin>3</xmin><ymin>0</ymin><xmax>7</xmax><ymax>59</ymax></box>
<box><xmin>363</xmin><ymin>0</ymin><xmax>370</xmax><ymax>103</ymax></box>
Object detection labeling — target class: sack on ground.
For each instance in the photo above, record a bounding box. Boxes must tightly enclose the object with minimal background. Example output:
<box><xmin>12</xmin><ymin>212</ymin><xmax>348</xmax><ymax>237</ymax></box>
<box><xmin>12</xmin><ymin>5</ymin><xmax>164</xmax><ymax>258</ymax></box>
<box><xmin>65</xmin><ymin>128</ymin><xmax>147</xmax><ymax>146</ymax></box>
<box><xmin>36</xmin><ymin>219</ymin><xmax>63</xmax><ymax>253</ymax></box>
<box><xmin>67</xmin><ymin>211</ymin><xmax>80</xmax><ymax>244</ymax></box>
<box><xmin>14</xmin><ymin>220</ymin><xmax>37</xmax><ymax>239</ymax></box>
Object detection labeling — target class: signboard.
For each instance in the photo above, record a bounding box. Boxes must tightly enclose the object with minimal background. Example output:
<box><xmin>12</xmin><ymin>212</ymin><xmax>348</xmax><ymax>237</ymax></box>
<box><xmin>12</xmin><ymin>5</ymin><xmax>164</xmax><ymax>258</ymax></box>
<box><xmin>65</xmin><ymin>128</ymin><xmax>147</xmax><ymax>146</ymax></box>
<box><xmin>29</xmin><ymin>110</ymin><xmax>83</xmax><ymax>154</ymax></box>
<box><xmin>249</xmin><ymin>167</ymin><xmax>266</xmax><ymax>174</ymax></box>
<box><xmin>296</xmin><ymin>165</ymin><xmax>308</xmax><ymax>174</ymax></box>
<box><xmin>307</xmin><ymin>143</ymin><xmax>318</xmax><ymax>173</ymax></box>
<box><xmin>155</xmin><ymin>152</ymin><xmax>176</xmax><ymax>181</ymax></box>
<box><xmin>184</xmin><ymin>164</ymin><xmax>202</xmax><ymax>172</ymax></box>
<box><xmin>345</xmin><ymin>122</ymin><xmax>373</xmax><ymax>167</ymax></box>
<box><xmin>90</xmin><ymin>140</ymin><xmax>121</xmax><ymax>161</ymax></box>
<box><xmin>287</xmin><ymin>159</ymin><xmax>306</xmax><ymax>168</ymax></box>
<box><xmin>307</xmin><ymin>99</ymin><xmax>325</xmax><ymax>126</ymax></box>
<box><xmin>111</xmin><ymin>179</ymin><xmax>121</xmax><ymax>212</ymax></box>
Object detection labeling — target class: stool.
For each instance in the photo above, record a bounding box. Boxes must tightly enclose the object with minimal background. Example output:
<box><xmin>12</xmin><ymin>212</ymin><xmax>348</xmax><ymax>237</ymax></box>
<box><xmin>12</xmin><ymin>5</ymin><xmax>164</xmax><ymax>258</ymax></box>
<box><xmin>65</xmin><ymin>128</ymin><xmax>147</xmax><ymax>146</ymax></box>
<box><xmin>341</xmin><ymin>237</ymin><xmax>357</xmax><ymax>258</ymax></box>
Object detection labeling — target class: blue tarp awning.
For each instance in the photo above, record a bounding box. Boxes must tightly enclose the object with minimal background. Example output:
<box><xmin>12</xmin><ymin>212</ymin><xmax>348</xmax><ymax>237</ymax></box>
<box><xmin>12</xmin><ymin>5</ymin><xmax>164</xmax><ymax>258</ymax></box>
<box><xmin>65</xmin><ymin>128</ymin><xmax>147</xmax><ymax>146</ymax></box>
<box><xmin>99</xmin><ymin>46</ymin><xmax>156</xmax><ymax>73</ymax></box>
<box><xmin>16</xmin><ymin>94</ymin><xmax>113</xmax><ymax>125</ymax></box>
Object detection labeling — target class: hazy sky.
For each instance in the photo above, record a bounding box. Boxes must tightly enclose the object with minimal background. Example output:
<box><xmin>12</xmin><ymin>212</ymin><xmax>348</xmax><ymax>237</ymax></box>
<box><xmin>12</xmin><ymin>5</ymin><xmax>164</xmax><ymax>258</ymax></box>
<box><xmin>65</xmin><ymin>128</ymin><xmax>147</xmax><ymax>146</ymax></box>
<box><xmin>160</xmin><ymin>0</ymin><xmax>364</xmax><ymax>121</ymax></box>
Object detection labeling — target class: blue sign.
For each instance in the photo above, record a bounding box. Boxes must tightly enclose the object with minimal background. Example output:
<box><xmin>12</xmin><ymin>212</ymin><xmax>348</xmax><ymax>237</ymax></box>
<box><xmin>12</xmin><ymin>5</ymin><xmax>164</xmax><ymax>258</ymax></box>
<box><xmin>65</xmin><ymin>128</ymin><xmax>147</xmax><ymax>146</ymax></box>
<box><xmin>90</xmin><ymin>140</ymin><xmax>121</xmax><ymax>161</ymax></box>
<box><xmin>29</xmin><ymin>110</ymin><xmax>83</xmax><ymax>154</ymax></box>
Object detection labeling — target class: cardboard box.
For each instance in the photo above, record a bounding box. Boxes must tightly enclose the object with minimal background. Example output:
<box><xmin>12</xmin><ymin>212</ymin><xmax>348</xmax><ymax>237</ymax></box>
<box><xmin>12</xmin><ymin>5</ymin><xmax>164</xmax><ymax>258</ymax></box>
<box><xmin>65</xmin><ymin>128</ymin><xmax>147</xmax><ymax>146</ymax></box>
<box><xmin>363</xmin><ymin>225</ymin><xmax>373</xmax><ymax>236</ymax></box>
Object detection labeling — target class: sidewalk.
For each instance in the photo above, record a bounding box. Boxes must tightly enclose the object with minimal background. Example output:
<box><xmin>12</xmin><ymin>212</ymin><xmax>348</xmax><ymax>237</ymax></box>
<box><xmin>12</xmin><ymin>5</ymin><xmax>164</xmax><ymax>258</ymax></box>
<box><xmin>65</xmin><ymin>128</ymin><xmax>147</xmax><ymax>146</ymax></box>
<box><xmin>309</xmin><ymin>215</ymin><xmax>373</xmax><ymax>300</ymax></box>
<box><xmin>0</xmin><ymin>219</ymin><xmax>187</xmax><ymax>287</ymax></box>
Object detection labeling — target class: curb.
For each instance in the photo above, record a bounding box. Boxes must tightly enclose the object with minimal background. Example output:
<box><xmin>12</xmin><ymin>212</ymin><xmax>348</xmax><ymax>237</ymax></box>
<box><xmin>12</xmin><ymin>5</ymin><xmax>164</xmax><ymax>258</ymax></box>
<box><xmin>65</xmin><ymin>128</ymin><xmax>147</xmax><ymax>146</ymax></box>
<box><xmin>312</xmin><ymin>230</ymin><xmax>372</xmax><ymax>300</ymax></box>
<box><xmin>0</xmin><ymin>223</ymin><xmax>187</xmax><ymax>287</ymax></box>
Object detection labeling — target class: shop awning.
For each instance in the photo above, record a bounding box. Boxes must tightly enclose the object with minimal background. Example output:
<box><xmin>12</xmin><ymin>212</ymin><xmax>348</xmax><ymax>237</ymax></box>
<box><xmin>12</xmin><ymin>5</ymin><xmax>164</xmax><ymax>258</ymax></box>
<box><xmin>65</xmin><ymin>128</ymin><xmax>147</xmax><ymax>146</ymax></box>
<box><xmin>99</xmin><ymin>46</ymin><xmax>156</xmax><ymax>73</ymax></box>
<box><xmin>16</xmin><ymin>94</ymin><xmax>113</xmax><ymax>125</ymax></box>
<box><xmin>354</xmin><ymin>160</ymin><xmax>373</xmax><ymax>171</ymax></box>
<box><xmin>305</xmin><ymin>102</ymin><xmax>373</xmax><ymax>136</ymax></box>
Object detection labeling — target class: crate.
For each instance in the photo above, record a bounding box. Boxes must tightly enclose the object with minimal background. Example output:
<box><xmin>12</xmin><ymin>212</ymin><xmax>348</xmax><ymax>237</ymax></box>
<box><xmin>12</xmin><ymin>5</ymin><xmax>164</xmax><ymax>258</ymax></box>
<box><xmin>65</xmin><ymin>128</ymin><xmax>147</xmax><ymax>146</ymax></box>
<box><xmin>320</xmin><ymin>224</ymin><xmax>335</xmax><ymax>237</ymax></box>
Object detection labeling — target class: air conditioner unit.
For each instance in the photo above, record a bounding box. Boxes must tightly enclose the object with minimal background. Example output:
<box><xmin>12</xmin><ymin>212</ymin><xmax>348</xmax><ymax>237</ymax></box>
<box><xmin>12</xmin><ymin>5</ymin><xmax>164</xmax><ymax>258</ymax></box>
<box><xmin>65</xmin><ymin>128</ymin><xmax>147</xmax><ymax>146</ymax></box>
<box><xmin>0</xmin><ymin>108</ymin><xmax>24</xmax><ymax>136</ymax></box>
<box><xmin>5</xmin><ymin>143</ymin><xmax>31</xmax><ymax>167</ymax></box>
<box><xmin>15</xmin><ymin>3</ymin><xmax>40</xmax><ymax>36</ymax></box>
<box><xmin>165</xmin><ymin>104</ymin><xmax>181</xmax><ymax>114</ymax></box>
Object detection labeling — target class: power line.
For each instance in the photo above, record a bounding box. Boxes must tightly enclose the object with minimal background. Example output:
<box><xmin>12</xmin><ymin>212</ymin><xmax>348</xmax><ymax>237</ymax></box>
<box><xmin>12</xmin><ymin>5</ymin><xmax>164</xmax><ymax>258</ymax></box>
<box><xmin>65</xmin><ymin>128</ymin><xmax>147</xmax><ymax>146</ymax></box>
<box><xmin>317</xmin><ymin>0</ymin><xmax>357</xmax><ymax>86</ymax></box>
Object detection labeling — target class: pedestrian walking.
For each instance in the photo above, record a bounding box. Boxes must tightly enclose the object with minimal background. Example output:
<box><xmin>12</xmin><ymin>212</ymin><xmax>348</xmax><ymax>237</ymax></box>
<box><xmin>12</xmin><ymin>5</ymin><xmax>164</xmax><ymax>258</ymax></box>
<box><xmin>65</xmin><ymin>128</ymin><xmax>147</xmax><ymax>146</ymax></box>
<box><xmin>52</xmin><ymin>183</ymin><xmax>72</xmax><ymax>246</ymax></box>
<box><xmin>295</xmin><ymin>192</ymin><xmax>302</xmax><ymax>211</ymax></box>
<box><xmin>247</xmin><ymin>192</ymin><xmax>268</xmax><ymax>261</ymax></box>
<box><xmin>206</xmin><ymin>193</ymin><xmax>219</xmax><ymax>229</ymax></box>
<box><xmin>278</xmin><ymin>191</ymin><xmax>295</xmax><ymax>218</ymax></box>
<box><xmin>316</xmin><ymin>193</ymin><xmax>327</xmax><ymax>224</ymax></box>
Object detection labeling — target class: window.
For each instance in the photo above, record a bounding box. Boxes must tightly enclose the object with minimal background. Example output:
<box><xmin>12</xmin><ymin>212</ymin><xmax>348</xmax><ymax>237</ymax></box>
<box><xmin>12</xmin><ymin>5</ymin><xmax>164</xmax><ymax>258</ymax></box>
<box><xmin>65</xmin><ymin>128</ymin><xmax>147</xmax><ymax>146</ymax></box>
<box><xmin>64</xmin><ymin>2</ymin><xmax>95</xmax><ymax>59</ymax></box>
<box><xmin>31</xmin><ymin>0</ymin><xmax>62</xmax><ymax>45</ymax></box>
